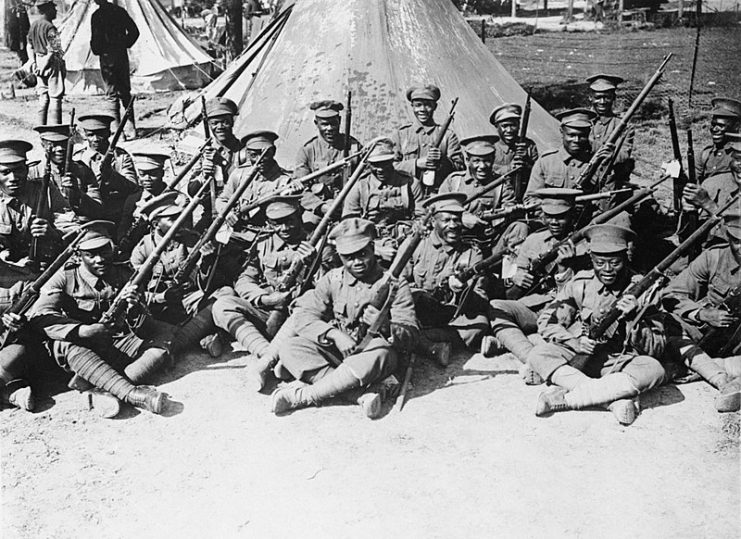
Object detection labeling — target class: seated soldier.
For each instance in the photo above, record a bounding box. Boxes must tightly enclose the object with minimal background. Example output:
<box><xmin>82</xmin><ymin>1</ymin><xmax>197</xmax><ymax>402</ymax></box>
<box><xmin>272</xmin><ymin>218</ymin><xmax>419</xmax><ymax>419</ymax></box>
<box><xmin>74</xmin><ymin>113</ymin><xmax>140</xmax><ymax>227</ymax></box>
<box><xmin>694</xmin><ymin>97</ymin><xmax>741</xmax><ymax>182</ymax></box>
<box><xmin>31</xmin><ymin>124</ymin><xmax>105</xmax><ymax>230</ymax></box>
<box><xmin>30</xmin><ymin>223</ymin><xmax>171</xmax><ymax>418</ymax></box>
<box><xmin>406</xmin><ymin>192</ymin><xmax>489</xmax><ymax>366</ymax></box>
<box><xmin>530</xmin><ymin>224</ymin><xmax>667</xmax><ymax>426</ymax></box>
<box><xmin>211</xmin><ymin>196</ymin><xmax>321</xmax><ymax>383</ymax></box>
<box><xmin>487</xmin><ymin>188</ymin><xmax>590</xmax><ymax>380</ymax></box>
<box><xmin>342</xmin><ymin>139</ymin><xmax>423</xmax><ymax>264</ymax></box>
<box><xmin>662</xmin><ymin>212</ymin><xmax>741</xmax><ymax>413</ymax></box>
<box><xmin>490</xmin><ymin>103</ymin><xmax>539</xmax><ymax>199</ymax></box>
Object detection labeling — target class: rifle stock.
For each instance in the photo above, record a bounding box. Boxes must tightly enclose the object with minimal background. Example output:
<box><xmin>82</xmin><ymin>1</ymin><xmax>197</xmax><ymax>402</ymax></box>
<box><xmin>464</xmin><ymin>166</ymin><xmax>522</xmax><ymax>207</ymax></box>
<box><xmin>684</xmin><ymin>127</ymin><xmax>700</xmax><ymax>257</ymax></box>
<box><xmin>421</xmin><ymin>97</ymin><xmax>459</xmax><ymax>189</ymax></box>
<box><xmin>667</xmin><ymin>98</ymin><xmax>686</xmax><ymax>212</ymax></box>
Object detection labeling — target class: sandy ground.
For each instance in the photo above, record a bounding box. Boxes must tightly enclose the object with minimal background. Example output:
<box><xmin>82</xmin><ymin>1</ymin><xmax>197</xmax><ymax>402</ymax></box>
<box><xmin>0</xmin><ymin>26</ymin><xmax>740</xmax><ymax>538</ymax></box>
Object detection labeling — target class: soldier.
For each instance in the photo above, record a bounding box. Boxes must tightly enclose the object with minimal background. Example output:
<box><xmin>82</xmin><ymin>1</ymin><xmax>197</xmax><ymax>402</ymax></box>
<box><xmin>74</xmin><ymin>113</ymin><xmax>139</xmax><ymax>227</ymax></box>
<box><xmin>30</xmin><ymin>223</ymin><xmax>171</xmax><ymax>418</ymax></box>
<box><xmin>342</xmin><ymin>139</ymin><xmax>423</xmax><ymax>264</ymax></box>
<box><xmin>661</xmin><ymin>212</ymin><xmax>741</xmax><ymax>413</ymax></box>
<box><xmin>218</xmin><ymin>130</ymin><xmax>294</xmax><ymax>245</ymax></box>
<box><xmin>407</xmin><ymin>192</ymin><xmax>489</xmax><ymax>366</ymax></box>
<box><xmin>530</xmin><ymin>224</ymin><xmax>667</xmax><ymax>425</ymax></box>
<box><xmin>90</xmin><ymin>0</ymin><xmax>140</xmax><ymax>138</ymax></box>
<box><xmin>27</xmin><ymin>0</ymin><xmax>64</xmax><ymax>124</ymax></box>
<box><xmin>392</xmin><ymin>85</ymin><xmax>464</xmax><ymax>191</ymax></box>
<box><xmin>489</xmin><ymin>103</ymin><xmax>539</xmax><ymax>198</ymax></box>
<box><xmin>272</xmin><ymin>218</ymin><xmax>419</xmax><ymax>418</ymax></box>
<box><xmin>695</xmin><ymin>97</ymin><xmax>741</xmax><ymax>182</ymax></box>
<box><xmin>118</xmin><ymin>149</ymin><xmax>171</xmax><ymax>242</ymax></box>
<box><xmin>211</xmin><ymin>196</ymin><xmax>317</xmax><ymax>367</ymax></box>
<box><xmin>294</xmin><ymin>99</ymin><xmax>362</xmax><ymax>194</ymax></box>
<box><xmin>524</xmin><ymin>109</ymin><xmax>614</xmax><ymax>205</ymax></box>
<box><xmin>487</xmin><ymin>189</ymin><xmax>590</xmax><ymax>381</ymax></box>
<box><xmin>585</xmin><ymin>74</ymin><xmax>635</xmax><ymax>188</ymax></box>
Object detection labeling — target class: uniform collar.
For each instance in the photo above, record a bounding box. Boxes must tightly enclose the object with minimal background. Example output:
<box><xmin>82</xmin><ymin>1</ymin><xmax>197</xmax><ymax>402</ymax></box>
<box><xmin>342</xmin><ymin>263</ymin><xmax>383</xmax><ymax>286</ymax></box>
<box><xmin>413</xmin><ymin>118</ymin><xmax>438</xmax><ymax>135</ymax></box>
<box><xmin>557</xmin><ymin>146</ymin><xmax>589</xmax><ymax>164</ymax></box>
<box><xmin>216</xmin><ymin>135</ymin><xmax>241</xmax><ymax>153</ymax></box>
<box><xmin>430</xmin><ymin>229</ymin><xmax>458</xmax><ymax>254</ymax></box>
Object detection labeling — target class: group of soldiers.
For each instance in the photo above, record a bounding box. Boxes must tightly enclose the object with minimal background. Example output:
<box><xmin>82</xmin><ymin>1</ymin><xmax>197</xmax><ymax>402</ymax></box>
<box><xmin>0</xmin><ymin>75</ymin><xmax>739</xmax><ymax>425</ymax></box>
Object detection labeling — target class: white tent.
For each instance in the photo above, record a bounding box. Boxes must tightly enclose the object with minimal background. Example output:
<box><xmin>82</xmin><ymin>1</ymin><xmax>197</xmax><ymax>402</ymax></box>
<box><xmin>59</xmin><ymin>0</ymin><xmax>214</xmax><ymax>95</ymax></box>
<box><xmin>173</xmin><ymin>0</ymin><xmax>560</xmax><ymax>165</ymax></box>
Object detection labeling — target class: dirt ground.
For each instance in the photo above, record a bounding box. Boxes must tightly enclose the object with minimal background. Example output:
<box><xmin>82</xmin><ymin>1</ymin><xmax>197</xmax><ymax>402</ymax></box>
<box><xmin>1</xmin><ymin>25</ymin><xmax>740</xmax><ymax>539</ymax></box>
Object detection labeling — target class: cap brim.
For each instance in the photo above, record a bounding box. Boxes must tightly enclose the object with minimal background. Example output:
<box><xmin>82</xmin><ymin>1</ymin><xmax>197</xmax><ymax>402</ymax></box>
<box><xmin>78</xmin><ymin>238</ymin><xmax>114</xmax><ymax>251</ymax></box>
<box><xmin>367</xmin><ymin>154</ymin><xmax>395</xmax><ymax>163</ymax></box>
<box><xmin>336</xmin><ymin>236</ymin><xmax>373</xmax><ymax>255</ymax></box>
<box><xmin>589</xmin><ymin>242</ymin><xmax>628</xmax><ymax>253</ymax></box>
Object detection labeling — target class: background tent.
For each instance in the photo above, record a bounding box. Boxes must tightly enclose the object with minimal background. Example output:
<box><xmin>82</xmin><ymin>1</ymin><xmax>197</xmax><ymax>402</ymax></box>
<box><xmin>174</xmin><ymin>0</ymin><xmax>561</xmax><ymax>165</ymax></box>
<box><xmin>60</xmin><ymin>0</ymin><xmax>214</xmax><ymax>95</ymax></box>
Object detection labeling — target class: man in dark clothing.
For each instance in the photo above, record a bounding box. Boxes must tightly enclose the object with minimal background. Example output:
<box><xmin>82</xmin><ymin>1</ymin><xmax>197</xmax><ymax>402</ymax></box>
<box><xmin>90</xmin><ymin>0</ymin><xmax>140</xmax><ymax>139</ymax></box>
<box><xmin>5</xmin><ymin>0</ymin><xmax>30</xmax><ymax>65</ymax></box>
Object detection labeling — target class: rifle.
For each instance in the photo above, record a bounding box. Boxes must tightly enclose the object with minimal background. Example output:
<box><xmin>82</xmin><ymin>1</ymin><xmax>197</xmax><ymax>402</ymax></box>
<box><xmin>514</xmin><ymin>93</ymin><xmax>532</xmax><ymax>202</ymax></box>
<box><xmin>353</xmin><ymin>211</ymin><xmax>434</xmax><ymax>354</ymax></box>
<box><xmin>479</xmin><ymin>202</ymin><xmax>539</xmax><ymax>221</ymax></box>
<box><xmin>421</xmin><ymin>97</ymin><xmax>459</xmax><ymax>192</ymax></box>
<box><xmin>99</xmin><ymin>97</ymin><xmax>135</xmax><ymax>198</ymax></box>
<box><xmin>0</xmin><ymin>221</ymin><xmax>113</xmax><ymax>348</ymax></box>
<box><xmin>588</xmin><ymin>193</ymin><xmax>740</xmax><ymax>341</ymax></box>
<box><xmin>575</xmin><ymin>54</ymin><xmax>672</xmax><ymax>190</ymax></box>
<box><xmin>683</xmin><ymin>127</ymin><xmax>701</xmax><ymax>258</ymax></box>
<box><xmin>99</xmin><ymin>179</ymin><xmax>213</xmax><ymax>329</ymax></box>
<box><xmin>464</xmin><ymin>166</ymin><xmax>522</xmax><ymax>207</ymax></box>
<box><xmin>201</xmin><ymin>95</ymin><xmax>218</xmax><ymax>219</ymax></box>
<box><xmin>170</xmin><ymin>148</ymin><xmax>270</xmax><ymax>288</ymax></box>
<box><xmin>63</xmin><ymin>108</ymin><xmax>76</xmax><ymax>176</ymax></box>
<box><xmin>575</xmin><ymin>187</ymin><xmax>636</xmax><ymax>203</ymax></box>
<box><xmin>667</xmin><ymin>98</ymin><xmax>687</xmax><ymax>213</ymax></box>
<box><xmin>594</xmin><ymin>129</ymin><xmax>629</xmax><ymax>193</ymax></box>
<box><xmin>29</xmin><ymin>156</ymin><xmax>52</xmax><ymax>264</ymax></box>
<box><xmin>506</xmin><ymin>173</ymin><xmax>673</xmax><ymax>300</ymax></box>
<box><xmin>294</xmin><ymin>149</ymin><xmax>363</xmax><ymax>187</ymax></box>
<box><xmin>395</xmin><ymin>352</ymin><xmax>416</xmax><ymax>412</ymax></box>
<box><xmin>697</xmin><ymin>284</ymin><xmax>741</xmax><ymax>357</ymax></box>
<box><xmin>342</xmin><ymin>90</ymin><xmax>352</xmax><ymax>185</ymax></box>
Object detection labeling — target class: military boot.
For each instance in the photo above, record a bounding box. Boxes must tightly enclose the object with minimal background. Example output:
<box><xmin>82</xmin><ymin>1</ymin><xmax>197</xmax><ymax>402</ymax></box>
<box><xmin>606</xmin><ymin>399</ymin><xmax>639</xmax><ymax>426</ymax></box>
<box><xmin>535</xmin><ymin>387</ymin><xmax>570</xmax><ymax>416</ymax></box>
<box><xmin>200</xmin><ymin>333</ymin><xmax>224</xmax><ymax>358</ymax></box>
<box><xmin>86</xmin><ymin>389</ymin><xmax>122</xmax><ymax>419</ymax></box>
<box><xmin>494</xmin><ymin>328</ymin><xmax>535</xmax><ymax>363</ymax></box>
<box><xmin>1</xmin><ymin>380</ymin><xmax>34</xmax><ymax>411</ymax></box>
<box><xmin>518</xmin><ymin>363</ymin><xmax>544</xmax><ymax>386</ymax></box>
<box><xmin>245</xmin><ymin>352</ymin><xmax>278</xmax><ymax>392</ymax></box>
<box><xmin>271</xmin><ymin>380</ymin><xmax>310</xmax><ymax>414</ymax></box>
<box><xmin>715</xmin><ymin>377</ymin><xmax>741</xmax><ymax>413</ymax></box>
<box><xmin>49</xmin><ymin>97</ymin><xmax>62</xmax><ymax>124</ymax></box>
<box><xmin>126</xmin><ymin>385</ymin><xmax>169</xmax><ymax>415</ymax></box>
<box><xmin>355</xmin><ymin>390</ymin><xmax>383</xmax><ymax>419</ymax></box>
<box><xmin>272</xmin><ymin>364</ymin><xmax>362</xmax><ymax>416</ymax></box>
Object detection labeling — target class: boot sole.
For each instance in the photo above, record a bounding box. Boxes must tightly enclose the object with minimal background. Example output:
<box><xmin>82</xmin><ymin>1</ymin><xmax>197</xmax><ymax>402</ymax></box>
<box><xmin>608</xmin><ymin>399</ymin><xmax>638</xmax><ymax>425</ymax></box>
<box><xmin>9</xmin><ymin>387</ymin><xmax>34</xmax><ymax>412</ymax></box>
<box><xmin>358</xmin><ymin>392</ymin><xmax>382</xmax><ymax>419</ymax></box>
<box><xmin>715</xmin><ymin>388</ymin><xmax>741</xmax><ymax>413</ymax></box>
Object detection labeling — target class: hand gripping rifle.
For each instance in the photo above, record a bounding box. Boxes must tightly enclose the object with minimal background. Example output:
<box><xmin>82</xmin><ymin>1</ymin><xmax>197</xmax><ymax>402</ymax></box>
<box><xmin>201</xmin><ymin>95</ymin><xmax>219</xmax><ymax>219</ymax></box>
<box><xmin>63</xmin><ymin>108</ymin><xmax>76</xmax><ymax>176</ymax></box>
<box><xmin>99</xmin><ymin>179</ymin><xmax>213</xmax><ymax>329</ymax></box>
<box><xmin>683</xmin><ymin>127</ymin><xmax>701</xmax><ymax>258</ymax></box>
<box><xmin>479</xmin><ymin>201</ymin><xmax>539</xmax><ymax>221</ymax></box>
<box><xmin>99</xmin><ymin>97</ymin><xmax>135</xmax><ymax>199</ymax></box>
<box><xmin>263</xmin><ymin>142</ymin><xmax>380</xmax><ymax>334</ymax></box>
<box><xmin>0</xmin><ymin>220</ymin><xmax>113</xmax><ymax>347</ymax></box>
<box><xmin>697</xmin><ymin>284</ymin><xmax>741</xmax><ymax>357</ymax></box>
<box><xmin>421</xmin><ymin>97</ymin><xmax>459</xmax><ymax>192</ymax></box>
<box><xmin>169</xmin><ymin>148</ymin><xmax>270</xmax><ymax>289</ymax></box>
<box><xmin>514</xmin><ymin>93</ymin><xmax>532</xmax><ymax>202</ymax></box>
<box><xmin>575</xmin><ymin>54</ymin><xmax>672</xmax><ymax>190</ymax></box>
<box><xmin>507</xmin><ymin>173</ymin><xmax>673</xmax><ymax>300</ymax></box>
<box><xmin>463</xmin><ymin>166</ymin><xmax>523</xmax><ymax>208</ymax></box>
<box><xmin>29</xmin><ymin>155</ymin><xmax>52</xmax><ymax>264</ymax></box>
<box><xmin>588</xmin><ymin>194</ymin><xmax>740</xmax><ymax>342</ymax></box>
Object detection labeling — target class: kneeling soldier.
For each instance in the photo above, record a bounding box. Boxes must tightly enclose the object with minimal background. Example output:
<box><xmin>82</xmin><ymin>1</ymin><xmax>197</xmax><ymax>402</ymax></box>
<box><xmin>30</xmin><ymin>223</ymin><xmax>170</xmax><ymax>418</ymax></box>
<box><xmin>272</xmin><ymin>218</ymin><xmax>419</xmax><ymax>419</ymax></box>
<box><xmin>529</xmin><ymin>224</ymin><xmax>667</xmax><ymax>425</ymax></box>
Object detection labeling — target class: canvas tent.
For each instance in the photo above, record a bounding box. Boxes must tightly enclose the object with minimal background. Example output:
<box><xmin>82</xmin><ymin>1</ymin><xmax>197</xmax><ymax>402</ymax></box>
<box><xmin>173</xmin><ymin>0</ymin><xmax>560</xmax><ymax>165</ymax></box>
<box><xmin>59</xmin><ymin>0</ymin><xmax>213</xmax><ymax>95</ymax></box>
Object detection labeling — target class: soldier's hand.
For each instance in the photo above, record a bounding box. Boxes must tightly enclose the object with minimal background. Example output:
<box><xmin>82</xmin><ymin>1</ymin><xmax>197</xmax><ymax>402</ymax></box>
<box><xmin>447</xmin><ymin>274</ymin><xmax>466</xmax><ymax>293</ymax></box>
<box><xmin>361</xmin><ymin>304</ymin><xmax>381</xmax><ymax>327</ymax></box>
<box><xmin>199</xmin><ymin>240</ymin><xmax>216</xmax><ymax>258</ymax></box>
<box><xmin>595</xmin><ymin>142</ymin><xmax>615</xmax><ymax>161</ymax></box>
<box><xmin>424</xmin><ymin>147</ymin><xmax>441</xmax><ymax>170</ymax></box>
<box><xmin>328</xmin><ymin>328</ymin><xmax>356</xmax><ymax>358</ymax></box>
<box><xmin>461</xmin><ymin>211</ymin><xmax>485</xmax><ymax>229</ymax></box>
<box><xmin>682</xmin><ymin>183</ymin><xmax>711</xmax><ymax>209</ymax></box>
<box><xmin>224</xmin><ymin>211</ymin><xmax>239</xmax><ymax>228</ymax></box>
<box><xmin>78</xmin><ymin>323</ymin><xmax>111</xmax><ymax>341</ymax></box>
<box><xmin>297</xmin><ymin>241</ymin><xmax>316</xmax><ymax>262</ymax></box>
<box><xmin>120</xmin><ymin>285</ymin><xmax>142</xmax><ymax>307</ymax></box>
<box><xmin>698</xmin><ymin>307</ymin><xmax>738</xmax><ymax>329</ymax></box>
<box><xmin>616</xmin><ymin>294</ymin><xmax>638</xmax><ymax>316</ymax></box>
<box><xmin>555</xmin><ymin>241</ymin><xmax>576</xmax><ymax>267</ymax></box>
<box><xmin>61</xmin><ymin>173</ymin><xmax>79</xmax><ymax>193</ymax></box>
<box><xmin>376</xmin><ymin>241</ymin><xmax>397</xmax><ymax>262</ymax></box>
<box><xmin>260</xmin><ymin>291</ymin><xmax>291</xmax><ymax>308</ymax></box>
<box><xmin>30</xmin><ymin>217</ymin><xmax>51</xmax><ymax>238</ymax></box>
<box><xmin>512</xmin><ymin>268</ymin><xmax>535</xmax><ymax>289</ymax></box>
<box><xmin>2</xmin><ymin>313</ymin><xmax>26</xmax><ymax>332</ymax></box>
<box><xmin>577</xmin><ymin>335</ymin><xmax>598</xmax><ymax>355</ymax></box>
<box><xmin>202</xmin><ymin>147</ymin><xmax>216</xmax><ymax>177</ymax></box>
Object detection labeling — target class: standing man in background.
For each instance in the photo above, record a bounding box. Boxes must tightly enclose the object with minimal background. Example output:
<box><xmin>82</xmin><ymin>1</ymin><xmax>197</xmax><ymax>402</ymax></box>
<box><xmin>27</xmin><ymin>0</ymin><xmax>65</xmax><ymax>124</ymax></box>
<box><xmin>90</xmin><ymin>0</ymin><xmax>140</xmax><ymax>140</ymax></box>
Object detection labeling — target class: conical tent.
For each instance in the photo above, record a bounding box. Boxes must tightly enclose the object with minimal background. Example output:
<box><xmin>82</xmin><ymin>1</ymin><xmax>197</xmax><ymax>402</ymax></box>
<box><xmin>60</xmin><ymin>0</ymin><xmax>214</xmax><ymax>95</ymax></box>
<box><xmin>176</xmin><ymin>0</ymin><xmax>560</xmax><ymax>165</ymax></box>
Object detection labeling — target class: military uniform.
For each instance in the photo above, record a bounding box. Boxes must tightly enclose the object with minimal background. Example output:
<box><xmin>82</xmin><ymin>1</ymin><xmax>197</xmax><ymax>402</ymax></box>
<box><xmin>342</xmin><ymin>170</ymin><xmax>423</xmax><ymax>228</ymax></box>
<box><xmin>696</xmin><ymin>141</ymin><xmax>734</xmax><ymax>182</ymax></box>
<box><xmin>294</xmin><ymin>134</ymin><xmax>362</xmax><ymax>191</ymax></box>
<box><xmin>439</xmin><ymin>170</ymin><xmax>515</xmax><ymax>218</ymax></box>
<box><xmin>524</xmin><ymin>148</ymin><xmax>592</xmax><ymax>204</ymax></box>
<box><xmin>493</xmin><ymin>138</ymin><xmax>539</xmax><ymax>177</ymax></box>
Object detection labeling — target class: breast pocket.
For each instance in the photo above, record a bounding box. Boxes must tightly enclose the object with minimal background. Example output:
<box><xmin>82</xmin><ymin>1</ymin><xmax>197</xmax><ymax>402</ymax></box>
<box><xmin>401</xmin><ymin>141</ymin><xmax>420</xmax><ymax>159</ymax></box>
<box><xmin>545</xmin><ymin>173</ymin><xmax>566</xmax><ymax>188</ymax></box>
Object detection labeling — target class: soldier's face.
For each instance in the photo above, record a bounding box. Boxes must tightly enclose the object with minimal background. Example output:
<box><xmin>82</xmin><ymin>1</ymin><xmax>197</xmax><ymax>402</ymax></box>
<box><xmin>80</xmin><ymin>245</ymin><xmax>114</xmax><ymax>278</ymax></box>
<box><xmin>0</xmin><ymin>163</ymin><xmax>29</xmax><ymax>196</ymax></box>
<box><xmin>268</xmin><ymin>213</ymin><xmax>301</xmax><ymax>242</ymax></box>
<box><xmin>84</xmin><ymin>128</ymin><xmax>110</xmax><ymax>153</ymax></box>
<box><xmin>710</xmin><ymin>116</ymin><xmax>739</xmax><ymax>146</ymax></box>
<box><xmin>137</xmin><ymin>169</ymin><xmax>165</xmax><ymax>192</ymax></box>
<box><xmin>561</xmin><ymin>126</ymin><xmax>591</xmax><ymax>155</ymax></box>
<box><xmin>340</xmin><ymin>244</ymin><xmax>376</xmax><ymax>279</ymax></box>
<box><xmin>43</xmin><ymin>140</ymin><xmax>66</xmax><ymax>165</ymax></box>
<box><xmin>369</xmin><ymin>160</ymin><xmax>395</xmax><ymax>182</ymax></box>
<box><xmin>730</xmin><ymin>150</ymin><xmax>741</xmax><ymax>175</ymax></box>
<box><xmin>315</xmin><ymin>117</ymin><xmax>340</xmax><ymax>143</ymax></box>
<box><xmin>544</xmin><ymin>212</ymin><xmax>573</xmax><ymax>238</ymax></box>
<box><xmin>155</xmin><ymin>215</ymin><xmax>174</xmax><ymax>236</ymax></box>
<box><xmin>496</xmin><ymin>119</ymin><xmax>519</xmax><ymax>145</ymax></box>
<box><xmin>591</xmin><ymin>253</ymin><xmax>627</xmax><ymax>286</ymax></box>
<box><xmin>247</xmin><ymin>147</ymin><xmax>275</xmax><ymax>173</ymax></box>
<box><xmin>208</xmin><ymin>115</ymin><xmax>233</xmax><ymax>142</ymax></box>
<box><xmin>434</xmin><ymin>211</ymin><xmax>462</xmax><ymax>244</ymax></box>
<box><xmin>411</xmin><ymin>99</ymin><xmax>437</xmax><ymax>124</ymax></box>
<box><xmin>590</xmin><ymin>90</ymin><xmax>616</xmax><ymax>115</ymax></box>
<box><xmin>467</xmin><ymin>154</ymin><xmax>494</xmax><ymax>181</ymax></box>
